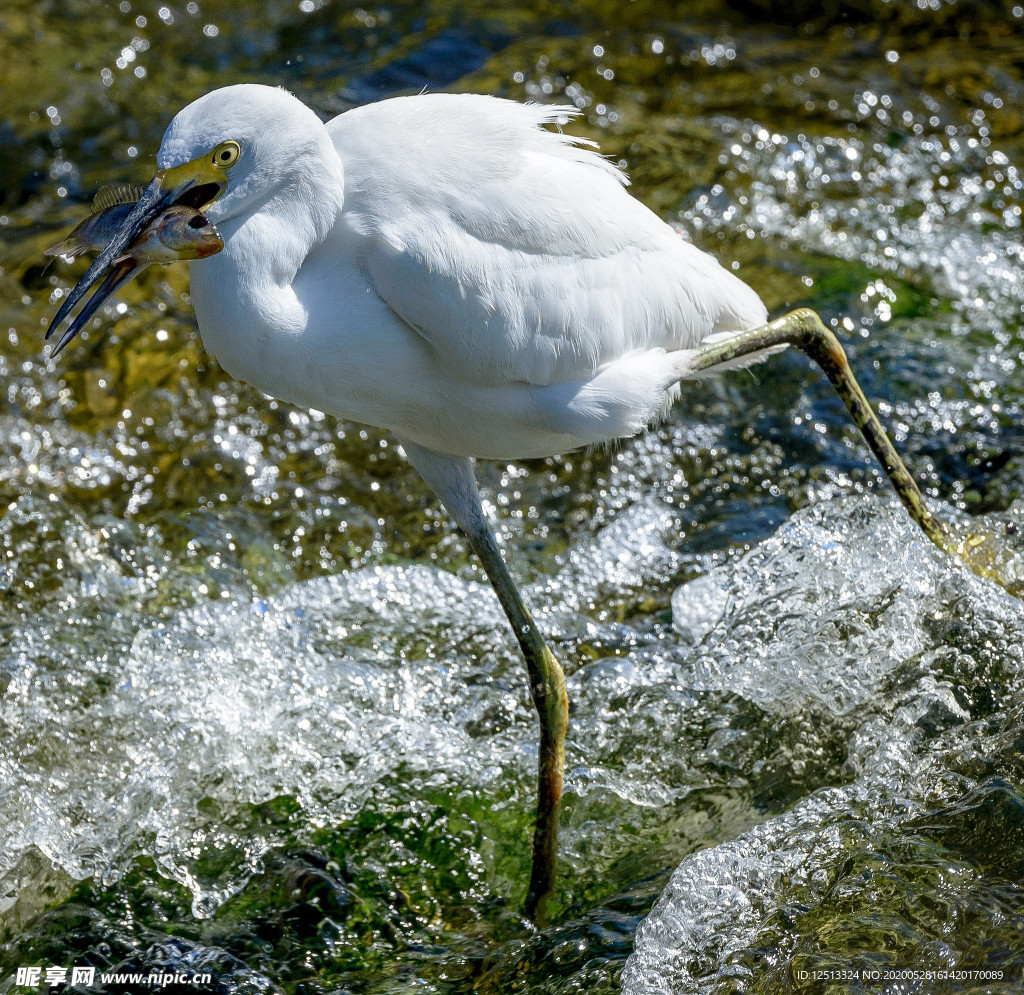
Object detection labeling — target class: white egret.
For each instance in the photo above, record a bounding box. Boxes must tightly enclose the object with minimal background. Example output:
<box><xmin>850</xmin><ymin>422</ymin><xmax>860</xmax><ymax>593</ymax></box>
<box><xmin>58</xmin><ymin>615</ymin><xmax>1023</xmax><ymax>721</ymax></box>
<box><xmin>46</xmin><ymin>84</ymin><xmax>1014</xmax><ymax>919</ymax></box>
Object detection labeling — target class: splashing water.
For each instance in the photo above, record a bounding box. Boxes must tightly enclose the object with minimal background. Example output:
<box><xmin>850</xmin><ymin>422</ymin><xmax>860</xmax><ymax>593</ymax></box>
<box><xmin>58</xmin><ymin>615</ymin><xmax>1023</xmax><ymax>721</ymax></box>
<box><xmin>624</xmin><ymin>494</ymin><xmax>1024</xmax><ymax>994</ymax></box>
<box><xmin>2</xmin><ymin>0</ymin><xmax>1024</xmax><ymax>989</ymax></box>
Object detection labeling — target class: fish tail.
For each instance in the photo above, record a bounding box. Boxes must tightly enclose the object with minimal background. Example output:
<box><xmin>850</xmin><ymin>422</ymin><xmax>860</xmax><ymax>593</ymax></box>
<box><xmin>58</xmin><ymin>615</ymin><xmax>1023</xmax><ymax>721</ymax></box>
<box><xmin>43</xmin><ymin>234</ymin><xmax>91</xmax><ymax>258</ymax></box>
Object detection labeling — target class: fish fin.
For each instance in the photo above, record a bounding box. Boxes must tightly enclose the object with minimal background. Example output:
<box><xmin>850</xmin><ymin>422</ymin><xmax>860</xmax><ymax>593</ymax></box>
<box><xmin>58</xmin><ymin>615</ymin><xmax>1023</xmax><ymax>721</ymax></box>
<box><xmin>43</xmin><ymin>233</ymin><xmax>91</xmax><ymax>258</ymax></box>
<box><xmin>92</xmin><ymin>183</ymin><xmax>145</xmax><ymax>212</ymax></box>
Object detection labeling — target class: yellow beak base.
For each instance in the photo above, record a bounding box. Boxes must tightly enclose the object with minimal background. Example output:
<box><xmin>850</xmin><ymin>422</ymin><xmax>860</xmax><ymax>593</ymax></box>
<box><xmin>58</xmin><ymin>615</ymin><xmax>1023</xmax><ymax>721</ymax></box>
<box><xmin>157</xmin><ymin>155</ymin><xmax>229</xmax><ymax>210</ymax></box>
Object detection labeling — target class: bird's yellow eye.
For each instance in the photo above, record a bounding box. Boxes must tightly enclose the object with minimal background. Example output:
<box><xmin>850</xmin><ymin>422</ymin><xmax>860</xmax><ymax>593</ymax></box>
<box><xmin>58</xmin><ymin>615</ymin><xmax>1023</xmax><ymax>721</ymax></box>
<box><xmin>212</xmin><ymin>141</ymin><xmax>241</xmax><ymax>168</ymax></box>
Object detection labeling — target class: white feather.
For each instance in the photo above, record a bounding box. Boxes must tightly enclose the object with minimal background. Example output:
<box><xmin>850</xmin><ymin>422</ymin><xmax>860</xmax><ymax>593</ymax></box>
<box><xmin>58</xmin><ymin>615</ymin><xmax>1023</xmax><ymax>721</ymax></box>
<box><xmin>165</xmin><ymin>85</ymin><xmax>769</xmax><ymax>459</ymax></box>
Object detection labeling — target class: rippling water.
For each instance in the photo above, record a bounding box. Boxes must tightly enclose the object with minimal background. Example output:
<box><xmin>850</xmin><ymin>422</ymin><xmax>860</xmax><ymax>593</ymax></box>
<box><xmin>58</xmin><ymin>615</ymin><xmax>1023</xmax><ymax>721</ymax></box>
<box><xmin>1</xmin><ymin>1</ymin><xmax>1023</xmax><ymax>991</ymax></box>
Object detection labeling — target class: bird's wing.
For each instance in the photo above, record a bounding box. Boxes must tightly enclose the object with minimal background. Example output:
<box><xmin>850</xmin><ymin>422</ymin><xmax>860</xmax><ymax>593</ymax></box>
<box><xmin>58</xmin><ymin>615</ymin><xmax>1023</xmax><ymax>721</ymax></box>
<box><xmin>329</xmin><ymin>93</ymin><xmax>765</xmax><ymax>387</ymax></box>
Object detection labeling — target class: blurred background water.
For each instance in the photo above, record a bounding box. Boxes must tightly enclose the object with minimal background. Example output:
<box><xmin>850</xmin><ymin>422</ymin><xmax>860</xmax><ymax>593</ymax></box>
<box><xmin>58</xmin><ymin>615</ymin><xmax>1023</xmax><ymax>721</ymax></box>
<box><xmin>1</xmin><ymin>1</ymin><xmax>1023</xmax><ymax>992</ymax></box>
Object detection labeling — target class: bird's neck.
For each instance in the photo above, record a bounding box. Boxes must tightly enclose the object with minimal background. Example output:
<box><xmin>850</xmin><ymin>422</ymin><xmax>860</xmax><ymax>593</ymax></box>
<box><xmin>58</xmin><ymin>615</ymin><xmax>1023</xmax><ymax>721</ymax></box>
<box><xmin>221</xmin><ymin>157</ymin><xmax>345</xmax><ymax>287</ymax></box>
<box><xmin>188</xmin><ymin>170</ymin><xmax>343</xmax><ymax>388</ymax></box>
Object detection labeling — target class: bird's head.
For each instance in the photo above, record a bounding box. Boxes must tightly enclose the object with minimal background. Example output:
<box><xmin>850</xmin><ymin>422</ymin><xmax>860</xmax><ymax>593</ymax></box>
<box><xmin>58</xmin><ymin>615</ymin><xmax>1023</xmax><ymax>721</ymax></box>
<box><xmin>156</xmin><ymin>84</ymin><xmax>343</xmax><ymax>226</ymax></box>
<box><xmin>46</xmin><ymin>84</ymin><xmax>344</xmax><ymax>353</ymax></box>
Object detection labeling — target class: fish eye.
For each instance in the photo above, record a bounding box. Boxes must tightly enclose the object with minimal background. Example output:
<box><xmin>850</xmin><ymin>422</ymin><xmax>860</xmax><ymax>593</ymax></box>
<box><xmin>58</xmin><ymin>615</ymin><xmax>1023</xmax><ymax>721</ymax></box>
<box><xmin>212</xmin><ymin>141</ymin><xmax>241</xmax><ymax>168</ymax></box>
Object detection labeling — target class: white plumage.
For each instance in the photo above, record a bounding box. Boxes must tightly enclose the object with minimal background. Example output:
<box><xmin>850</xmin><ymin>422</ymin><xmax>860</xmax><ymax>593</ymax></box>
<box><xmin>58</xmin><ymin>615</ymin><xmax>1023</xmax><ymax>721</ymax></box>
<box><xmin>159</xmin><ymin>84</ymin><xmax>767</xmax><ymax>461</ymax></box>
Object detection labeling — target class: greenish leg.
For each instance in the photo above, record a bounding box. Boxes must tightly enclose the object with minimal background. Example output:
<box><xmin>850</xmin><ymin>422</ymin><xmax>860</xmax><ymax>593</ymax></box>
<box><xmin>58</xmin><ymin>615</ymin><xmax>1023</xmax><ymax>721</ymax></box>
<box><xmin>396</xmin><ymin>437</ymin><xmax>568</xmax><ymax>925</ymax></box>
<box><xmin>695</xmin><ymin>308</ymin><xmax>1023</xmax><ymax>596</ymax></box>
<box><xmin>462</xmin><ymin>520</ymin><xmax>568</xmax><ymax>925</ymax></box>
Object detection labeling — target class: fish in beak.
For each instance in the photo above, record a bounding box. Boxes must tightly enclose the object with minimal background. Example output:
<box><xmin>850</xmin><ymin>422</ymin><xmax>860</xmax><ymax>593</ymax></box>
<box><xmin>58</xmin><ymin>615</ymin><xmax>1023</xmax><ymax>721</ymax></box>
<box><xmin>44</xmin><ymin>154</ymin><xmax>229</xmax><ymax>356</ymax></box>
<box><xmin>115</xmin><ymin>205</ymin><xmax>224</xmax><ymax>266</ymax></box>
<box><xmin>45</xmin><ymin>205</ymin><xmax>225</xmax><ymax>357</ymax></box>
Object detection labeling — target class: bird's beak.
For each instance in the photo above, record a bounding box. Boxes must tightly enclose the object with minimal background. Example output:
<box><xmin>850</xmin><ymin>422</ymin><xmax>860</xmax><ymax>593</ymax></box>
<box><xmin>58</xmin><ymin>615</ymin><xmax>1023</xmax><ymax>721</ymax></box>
<box><xmin>45</xmin><ymin>155</ymin><xmax>228</xmax><ymax>355</ymax></box>
<box><xmin>49</xmin><ymin>261</ymin><xmax>142</xmax><ymax>358</ymax></box>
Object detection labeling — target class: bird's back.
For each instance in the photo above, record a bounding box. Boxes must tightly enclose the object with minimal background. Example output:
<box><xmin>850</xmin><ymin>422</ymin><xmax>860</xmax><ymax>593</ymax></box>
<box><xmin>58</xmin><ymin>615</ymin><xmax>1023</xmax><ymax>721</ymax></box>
<box><xmin>327</xmin><ymin>93</ymin><xmax>766</xmax><ymax>388</ymax></box>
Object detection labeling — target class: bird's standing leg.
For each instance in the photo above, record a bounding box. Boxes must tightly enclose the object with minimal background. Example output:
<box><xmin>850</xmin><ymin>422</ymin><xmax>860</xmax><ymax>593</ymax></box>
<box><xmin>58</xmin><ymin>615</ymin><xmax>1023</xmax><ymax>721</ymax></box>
<box><xmin>690</xmin><ymin>308</ymin><xmax>1022</xmax><ymax>594</ymax></box>
<box><xmin>398</xmin><ymin>440</ymin><xmax>569</xmax><ymax>923</ymax></box>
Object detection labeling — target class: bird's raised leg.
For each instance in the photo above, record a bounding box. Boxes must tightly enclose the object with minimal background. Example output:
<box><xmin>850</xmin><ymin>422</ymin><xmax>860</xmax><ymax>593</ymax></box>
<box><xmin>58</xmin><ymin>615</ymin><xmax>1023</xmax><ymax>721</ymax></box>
<box><xmin>690</xmin><ymin>308</ymin><xmax>1023</xmax><ymax>595</ymax></box>
<box><xmin>399</xmin><ymin>439</ymin><xmax>569</xmax><ymax>923</ymax></box>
